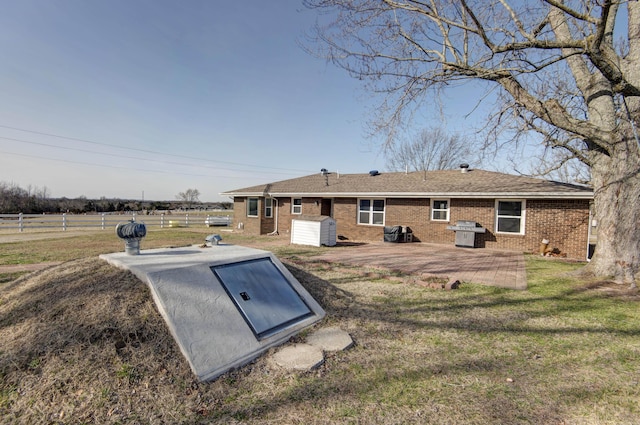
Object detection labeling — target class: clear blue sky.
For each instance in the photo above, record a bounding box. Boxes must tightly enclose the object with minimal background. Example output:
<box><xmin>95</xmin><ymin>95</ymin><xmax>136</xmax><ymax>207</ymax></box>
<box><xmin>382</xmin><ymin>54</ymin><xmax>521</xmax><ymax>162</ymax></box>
<box><xmin>0</xmin><ymin>0</ymin><xmax>499</xmax><ymax>201</ymax></box>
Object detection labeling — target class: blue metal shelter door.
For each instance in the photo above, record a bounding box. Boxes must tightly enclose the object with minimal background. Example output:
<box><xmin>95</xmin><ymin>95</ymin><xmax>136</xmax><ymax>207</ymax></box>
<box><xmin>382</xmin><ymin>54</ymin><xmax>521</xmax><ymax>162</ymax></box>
<box><xmin>211</xmin><ymin>258</ymin><xmax>313</xmax><ymax>339</ymax></box>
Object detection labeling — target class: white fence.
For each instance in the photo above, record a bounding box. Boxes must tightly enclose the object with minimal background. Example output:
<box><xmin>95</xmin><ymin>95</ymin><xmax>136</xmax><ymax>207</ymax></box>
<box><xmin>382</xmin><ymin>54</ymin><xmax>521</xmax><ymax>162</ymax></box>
<box><xmin>0</xmin><ymin>213</ymin><xmax>232</xmax><ymax>232</ymax></box>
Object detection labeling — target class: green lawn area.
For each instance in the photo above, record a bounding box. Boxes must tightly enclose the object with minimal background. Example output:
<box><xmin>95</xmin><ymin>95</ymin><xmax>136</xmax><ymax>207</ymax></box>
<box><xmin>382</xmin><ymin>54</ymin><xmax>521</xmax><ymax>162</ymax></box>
<box><xmin>1</xmin><ymin>231</ymin><xmax>638</xmax><ymax>424</ymax></box>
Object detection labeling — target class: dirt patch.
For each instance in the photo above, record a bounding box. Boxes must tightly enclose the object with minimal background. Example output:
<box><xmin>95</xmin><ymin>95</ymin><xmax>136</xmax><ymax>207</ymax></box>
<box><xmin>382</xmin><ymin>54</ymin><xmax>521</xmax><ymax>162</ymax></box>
<box><xmin>0</xmin><ymin>258</ymin><xmax>195</xmax><ymax>424</ymax></box>
<box><xmin>0</xmin><ymin>262</ymin><xmax>63</xmax><ymax>274</ymax></box>
<box><xmin>577</xmin><ymin>280</ymin><xmax>640</xmax><ymax>300</ymax></box>
<box><xmin>0</xmin><ymin>231</ymin><xmax>95</xmax><ymax>244</ymax></box>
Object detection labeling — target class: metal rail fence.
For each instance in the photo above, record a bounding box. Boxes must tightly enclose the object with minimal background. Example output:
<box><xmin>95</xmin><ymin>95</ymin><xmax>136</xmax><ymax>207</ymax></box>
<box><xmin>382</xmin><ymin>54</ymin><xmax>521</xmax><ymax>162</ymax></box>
<box><xmin>0</xmin><ymin>213</ymin><xmax>232</xmax><ymax>232</ymax></box>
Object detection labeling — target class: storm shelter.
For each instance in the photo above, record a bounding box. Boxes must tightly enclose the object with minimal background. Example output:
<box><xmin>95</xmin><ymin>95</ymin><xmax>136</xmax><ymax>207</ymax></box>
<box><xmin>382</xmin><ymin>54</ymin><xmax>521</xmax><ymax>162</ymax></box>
<box><xmin>100</xmin><ymin>244</ymin><xmax>325</xmax><ymax>381</ymax></box>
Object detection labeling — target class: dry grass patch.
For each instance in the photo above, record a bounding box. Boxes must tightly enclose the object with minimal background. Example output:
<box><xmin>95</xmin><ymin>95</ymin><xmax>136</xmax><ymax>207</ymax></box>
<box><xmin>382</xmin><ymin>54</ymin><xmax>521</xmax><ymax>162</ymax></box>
<box><xmin>1</xmin><ymin>237</ymin><xmax>639</xmax><ymax>424</ymax></box>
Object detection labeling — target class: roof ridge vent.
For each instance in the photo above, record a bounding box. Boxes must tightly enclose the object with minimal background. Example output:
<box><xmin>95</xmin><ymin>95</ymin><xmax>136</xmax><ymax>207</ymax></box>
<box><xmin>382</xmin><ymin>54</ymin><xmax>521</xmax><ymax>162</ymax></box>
<box><xmin>369</xmin><ymin>170</ymin><xmax>380</xmax><ymax>176</ymax></box>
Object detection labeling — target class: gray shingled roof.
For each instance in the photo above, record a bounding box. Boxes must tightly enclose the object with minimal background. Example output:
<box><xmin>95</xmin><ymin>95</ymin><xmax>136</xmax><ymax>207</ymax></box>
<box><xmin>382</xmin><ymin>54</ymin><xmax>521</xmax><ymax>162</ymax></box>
<box><xmin>221</xmin><ymin>169</ymin><xmax>593</xmax><ymax>199</ymax></box>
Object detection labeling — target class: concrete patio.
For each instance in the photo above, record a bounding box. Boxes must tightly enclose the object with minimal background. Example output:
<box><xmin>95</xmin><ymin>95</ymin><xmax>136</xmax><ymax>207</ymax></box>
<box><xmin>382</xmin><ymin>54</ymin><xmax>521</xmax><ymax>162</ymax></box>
<box><xmin>0</xmin><ymin>232</ymin><xmax>528</xmax><ymax>290</ymax></box>
<box><xmin>313</xmin><ymin>241</ymin><xmax>528</xmax><ymax>290</ymax></box>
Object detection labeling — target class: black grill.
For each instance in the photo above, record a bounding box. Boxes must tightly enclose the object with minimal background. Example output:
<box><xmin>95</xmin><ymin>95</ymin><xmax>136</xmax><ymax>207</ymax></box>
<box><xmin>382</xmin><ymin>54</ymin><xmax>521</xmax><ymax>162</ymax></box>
<box><xmin>383</xmin><ymin>225</ymin><xmax>413</xmax><ymax>243</ymax></box>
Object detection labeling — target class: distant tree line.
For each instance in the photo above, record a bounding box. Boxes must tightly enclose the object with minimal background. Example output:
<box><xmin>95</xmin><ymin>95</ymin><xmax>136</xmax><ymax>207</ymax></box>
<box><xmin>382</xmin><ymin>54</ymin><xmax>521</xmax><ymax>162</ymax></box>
<box><xmin>0</xmin><ymin>182</ymin><xmax>56</xmax><ymax>214</ymax></box>
<box><xmin>0</xmin><ymin>182</ymin><xmax>231</xmax><ymax>214</ymax></box>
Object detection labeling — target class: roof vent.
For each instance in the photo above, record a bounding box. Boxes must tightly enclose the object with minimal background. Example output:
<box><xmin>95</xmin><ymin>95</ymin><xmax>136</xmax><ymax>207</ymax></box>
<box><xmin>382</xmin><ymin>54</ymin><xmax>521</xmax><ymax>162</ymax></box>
<box><xmin>459</xmin><ymin>163</ymin><xmax>470</xmax><ymax>173</ymax></box>
<box><xmin>369</xmin><ymin>170</ymin><xmax>380</xmax><ymax>176</ymax></box>
<box><xmin>321</xmin><ymin>168</ymin><xmax>329</xmax><ymax>186</ymax></box>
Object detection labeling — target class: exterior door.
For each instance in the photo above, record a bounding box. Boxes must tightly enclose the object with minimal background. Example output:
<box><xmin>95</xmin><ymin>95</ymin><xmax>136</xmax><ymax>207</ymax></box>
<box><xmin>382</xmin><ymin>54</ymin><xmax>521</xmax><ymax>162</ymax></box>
<box><xmin>321</xmin><ymin>198</ymin><xmax>333</xmax><ymax>217</ymax></box>
<box><xmin>211</xmin><ymin>258</ymin><xmax>313</xmax><ymax>339</ymax></box>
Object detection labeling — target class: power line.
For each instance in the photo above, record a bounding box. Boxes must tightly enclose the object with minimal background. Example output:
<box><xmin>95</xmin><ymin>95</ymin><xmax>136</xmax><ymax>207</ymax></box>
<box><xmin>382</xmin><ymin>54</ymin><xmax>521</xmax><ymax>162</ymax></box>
<box><xmin>0</xmin><ymin>135</ymin><xmax>302</xmax><ymax>176</ymax></box>
<box><xmin>0</xmin><ymin>149</ymin><xmax>294</xmax><ymax>180</ymax></box>
<box><xmin>0</xmin><ymin>123</ymin><xmax>314</xmax><ymax>174</ymax></box>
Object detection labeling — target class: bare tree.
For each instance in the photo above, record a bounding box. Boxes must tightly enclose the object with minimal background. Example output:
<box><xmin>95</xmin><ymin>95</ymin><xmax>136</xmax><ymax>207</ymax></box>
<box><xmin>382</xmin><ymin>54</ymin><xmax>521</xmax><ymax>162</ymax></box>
<box><xmin>176</xmin><ymin>189</ymin><xmax>201</xmax><ymax>209</ymax></box>
<box><xmin>36</xmin><ymin>185</ymin><xmax>50</xmax><ymax>200</ymax></box>
<box><xmin>385</xmin><ymin>127</ymin><xmax>476</xmax><ymax>176</ymax></box>
<box><xmin>304</xmin><ymin>0</ymin><xmax>640</xmax><ymax>286</ymax></box>
<box><xmin>520</xmin><ymin>149</ymin><xmax>592</xmax><ymax>185</ymax></box>
<box><xmin>0</xmin><ymin>182</ymin><xmax>25</xmax><ymax>213</ymax></box>
<box><xmin>0</xmin><ymin>182</ymin><xmax>54</xmax><ymax>213</ymax></box>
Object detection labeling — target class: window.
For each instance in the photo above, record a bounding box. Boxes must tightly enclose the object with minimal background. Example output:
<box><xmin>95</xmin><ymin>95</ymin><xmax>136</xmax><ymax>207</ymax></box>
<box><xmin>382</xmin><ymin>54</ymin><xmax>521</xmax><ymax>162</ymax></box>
<box><xmin>247</xmin><ymin>198</ymin><xmax>259</xmax><ymax>217</ymax></box>
<box><xmin>431</xmin><ymin>199</ymin><xmax>450</xmax><ymax>221</ymax></box>
<box><xmin>358</xmin><ymin>199</ymin><xmax>385</xmax><ymax>225</ymax></box>
<box><xmin>496</xmin><ymin>200</ymin><xmax>525</xmax><ymax>234</ymax></box>
<box><xmin>292</xmin><ymin>198</ymin><xmax>302</xmax><ymax>214</ymax></box>
<box><xmin>265</xmin><ymin>198</ymin><xmax>273</xmax><ymax>218</ymax></box>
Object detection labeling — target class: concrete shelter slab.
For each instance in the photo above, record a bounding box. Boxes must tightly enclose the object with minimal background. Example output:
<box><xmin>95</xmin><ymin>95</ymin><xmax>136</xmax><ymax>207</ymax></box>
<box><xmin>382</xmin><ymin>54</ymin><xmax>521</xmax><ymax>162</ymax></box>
<box><xmin>100</xmin><ymin>244</ymin><xmax>325</xmax><ymax>381</ymax></box>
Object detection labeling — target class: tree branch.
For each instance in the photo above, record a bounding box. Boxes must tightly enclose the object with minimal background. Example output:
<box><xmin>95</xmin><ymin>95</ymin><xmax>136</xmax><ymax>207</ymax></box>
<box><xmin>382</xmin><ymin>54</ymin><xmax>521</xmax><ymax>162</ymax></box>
<box><xmin>542</xmin><ymin>0</ymin><xmax>599</xmax><ymax>24</ymax></box>
<box><xmin>496</xmin><ymin>74</ymin><xmax>608</xmax><ymax>144</ymax></box>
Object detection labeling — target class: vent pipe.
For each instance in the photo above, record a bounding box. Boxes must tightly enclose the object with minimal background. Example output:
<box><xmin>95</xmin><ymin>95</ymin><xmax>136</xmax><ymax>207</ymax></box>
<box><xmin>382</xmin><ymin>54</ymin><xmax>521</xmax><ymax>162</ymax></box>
<box><xmin>321</xmin><ymin>168</ymin><xmax>329</xmax><ymax>186</ymax></box>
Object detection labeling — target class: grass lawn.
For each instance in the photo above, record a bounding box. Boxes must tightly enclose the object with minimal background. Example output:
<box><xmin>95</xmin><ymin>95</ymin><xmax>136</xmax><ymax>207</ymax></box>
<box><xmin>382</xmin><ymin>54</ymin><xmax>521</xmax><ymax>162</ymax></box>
<box><xmin>1</xmin><ymin>230</ymin><xmax>639</xmax><ymax>424</ymax></box>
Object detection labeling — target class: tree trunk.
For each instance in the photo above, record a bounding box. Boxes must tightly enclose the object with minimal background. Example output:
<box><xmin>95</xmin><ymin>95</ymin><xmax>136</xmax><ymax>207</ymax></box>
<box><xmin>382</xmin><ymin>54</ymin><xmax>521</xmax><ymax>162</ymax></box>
<box><xmin>585</xmin><ymin>131</ymin><xmax>640</xmax><ymax>288</ymax></box>
<box><xmin>585</xmin><ymin>0</ymin><xmax>640</xmax><ymax>288</ymax></box>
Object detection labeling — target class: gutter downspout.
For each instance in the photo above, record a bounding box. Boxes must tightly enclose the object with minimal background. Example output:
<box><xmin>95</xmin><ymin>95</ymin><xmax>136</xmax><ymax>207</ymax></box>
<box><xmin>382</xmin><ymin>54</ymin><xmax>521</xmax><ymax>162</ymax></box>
<box><xmin>267</xmin><ymin>195</ymin><xmax>279</xmax><ymax>236</ymax></box>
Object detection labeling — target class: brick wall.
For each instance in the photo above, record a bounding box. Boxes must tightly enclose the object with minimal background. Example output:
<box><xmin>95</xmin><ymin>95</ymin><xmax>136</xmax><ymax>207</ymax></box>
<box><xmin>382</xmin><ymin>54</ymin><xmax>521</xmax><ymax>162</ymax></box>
<box><xmin>524</xmin><ymin>199</ymin><xmax>590</xmax><ymax>259</ymax></box>
<box><xmin>233</xmin><ymin>198</ymin><xmax>258</xmax><ymax>234</ymax></box>
<box><xmin>276</xmin><ymin>198</ymin><xmax>293</xmax><ymax>235</ymax></box>
<box><xmin>260</xmin><ymin>201</ymin><xmax>275</xmax><ymax>235</ymax></box>
<box><xmin>270</xmin><ymin>197</ymin><xmax>327</xmax><ymax>235</ymax></box>
<box><xmin>234</xmin><ymin>196</ymin><xmax>590</xmax><ymax>259</ymax></box>
<box><xmin>327</xmin><ymin>197</ymin><xmax>590</xmax><ymax>259</ymax></box>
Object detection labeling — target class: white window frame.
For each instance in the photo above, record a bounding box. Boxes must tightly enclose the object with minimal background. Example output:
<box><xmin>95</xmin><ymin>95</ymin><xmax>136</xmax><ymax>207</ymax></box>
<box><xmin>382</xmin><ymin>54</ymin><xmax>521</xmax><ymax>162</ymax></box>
<box><xmin>246</xmin><ymin>197</ymin><xmax>259</xmax><ymax>218</ymax></box>
<box><xmin>358</xmin><ymin>198</ymin><xmax>385</xmax><ymax>226</ymax></box>
<box><xmin>495</xmin><ymin>199</ymin><xmax>526</xmax><ymax>235</ymax></box>
<box><xmin>292</xmin><ymin>198</ymin><xmax>302</xmax><ymax>214</ymax></box>
<box><xmin>264</xmin><ymin>197</ymin><xmax>273</xmax><ymax>218</ymax></box>
<box><xmin>431</xmin><ymin>198</ymin><xmax>450</xmax><ymax>222</ymax></box>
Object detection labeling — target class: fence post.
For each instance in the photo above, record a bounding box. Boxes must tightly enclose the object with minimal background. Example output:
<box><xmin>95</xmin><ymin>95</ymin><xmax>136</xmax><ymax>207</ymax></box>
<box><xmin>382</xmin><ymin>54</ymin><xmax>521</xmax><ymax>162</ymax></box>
<box><xmin>101</xmin><ymin>213</ymin><xmax>106</xmax><ymax>230</ymax></box>
<box><xmin>19</xmin><ymin>213</ymin><xmax>23</xmax><ymax>232</ymax></box>
<box><xmin>62</xmin><ymin>213</ymin><xmax>67</xmax><ymax>231</ymax></box>
<box><xmin>185</xmin><ymin>213</ymin><xmax>189</xmax><ymax>227</ymax></box>
<box><xmin>160</xmin><ymin>214</ymin><xmax>164</xmax><ymax>228</ymax></box>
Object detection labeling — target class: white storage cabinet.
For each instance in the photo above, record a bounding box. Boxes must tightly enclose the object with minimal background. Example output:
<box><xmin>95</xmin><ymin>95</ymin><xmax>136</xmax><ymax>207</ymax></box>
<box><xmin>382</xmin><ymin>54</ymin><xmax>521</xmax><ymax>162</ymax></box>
<box><xmin>291</xmin><ymin>215</ymin><xmax>336</xmax><ymax>247</ymax></box>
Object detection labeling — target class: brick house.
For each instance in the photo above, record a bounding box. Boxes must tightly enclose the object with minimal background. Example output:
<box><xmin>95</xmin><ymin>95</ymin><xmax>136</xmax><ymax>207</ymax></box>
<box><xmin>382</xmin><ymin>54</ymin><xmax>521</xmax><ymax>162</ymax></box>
<box><xmin>221</xmin><ymin>167</ymin><xmax>594</xmax><ymax>260</ymax></box>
